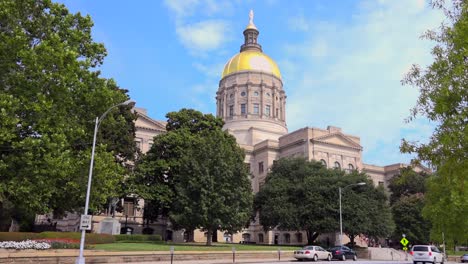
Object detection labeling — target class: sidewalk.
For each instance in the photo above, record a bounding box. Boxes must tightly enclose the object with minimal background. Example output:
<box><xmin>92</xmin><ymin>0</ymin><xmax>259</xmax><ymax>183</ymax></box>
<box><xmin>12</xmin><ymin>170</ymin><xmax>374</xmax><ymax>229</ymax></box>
<box><xmin>0</xmin><ymin>249</ymin><xmax>292</xmax><ymax>264</ymax></box>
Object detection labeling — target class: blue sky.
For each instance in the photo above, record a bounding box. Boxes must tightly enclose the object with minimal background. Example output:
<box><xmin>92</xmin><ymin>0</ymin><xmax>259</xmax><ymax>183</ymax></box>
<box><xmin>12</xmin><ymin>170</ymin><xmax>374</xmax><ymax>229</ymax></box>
<box><xmin>58</xmin><ymin>0</ymin><xmax>444</xmax><ymax>166</ymax></box>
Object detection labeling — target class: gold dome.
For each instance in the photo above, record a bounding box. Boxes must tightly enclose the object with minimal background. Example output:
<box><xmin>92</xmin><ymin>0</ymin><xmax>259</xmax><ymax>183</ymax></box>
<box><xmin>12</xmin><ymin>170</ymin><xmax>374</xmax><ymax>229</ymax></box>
<box><xmin>221</xmin><ymin>50</ymin><xmax>282</xmax><ymax>79</ymax></box>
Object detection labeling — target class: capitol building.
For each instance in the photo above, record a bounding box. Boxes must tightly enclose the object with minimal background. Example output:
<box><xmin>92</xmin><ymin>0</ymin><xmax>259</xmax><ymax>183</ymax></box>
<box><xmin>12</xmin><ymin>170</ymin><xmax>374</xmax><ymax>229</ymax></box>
<box><xmin>130</xmin><ymin>12</ymin><xmax>429</xmax><ymax>245</ymax></box>
<box><xmin>38</xmin><ymin>12</ymin><xmax>426</xmax><ymax>245</ymax></box>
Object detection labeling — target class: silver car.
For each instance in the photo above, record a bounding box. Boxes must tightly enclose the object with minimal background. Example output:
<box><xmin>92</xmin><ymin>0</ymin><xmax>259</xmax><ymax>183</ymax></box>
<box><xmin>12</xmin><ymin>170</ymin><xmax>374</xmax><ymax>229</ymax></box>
<box><xmin>411</xmin><ymin>245</ymin><xmax>444</xmax><ymax>264</ymax></box>
<box><xmin>461</xmin><ymin>254</ymin><xmax>468</xmax><ymax>263</ymax></box>
<box><xmin>294</xmin><ymin>245</ymin><xmax>332</xmax><ymax>261</ymax></box>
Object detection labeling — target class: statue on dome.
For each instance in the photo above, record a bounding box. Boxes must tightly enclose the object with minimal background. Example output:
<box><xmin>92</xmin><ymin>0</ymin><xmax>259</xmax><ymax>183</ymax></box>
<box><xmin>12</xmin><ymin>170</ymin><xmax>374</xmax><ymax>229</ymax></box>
<box><xmin>249</xmin><ymin>10</ymin><xmax>254</xmax><ymax>25</ymax></box>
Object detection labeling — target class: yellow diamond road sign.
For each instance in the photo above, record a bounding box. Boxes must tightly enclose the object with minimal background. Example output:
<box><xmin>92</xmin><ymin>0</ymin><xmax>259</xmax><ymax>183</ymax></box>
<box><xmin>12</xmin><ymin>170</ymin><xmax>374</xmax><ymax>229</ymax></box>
<box><xmin>400</xmin><ymin>237</ymin><xmax>409</xmax><ymax>246</ymax></box>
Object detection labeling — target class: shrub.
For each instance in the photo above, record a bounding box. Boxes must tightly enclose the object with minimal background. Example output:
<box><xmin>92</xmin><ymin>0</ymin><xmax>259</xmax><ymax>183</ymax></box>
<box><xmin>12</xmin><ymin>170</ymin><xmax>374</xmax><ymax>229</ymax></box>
<box><xmin>49</xmin><ymin>241</ymin><xmax>81</xmax><ymax>249</ymax></box>
<box><xmin>37</xmin><ymin>232</ymin><xmax>115</xmax><ymax>244</ymax></box>
<box><xmin>0</xmin><ymin>232</ymin><xmax>40</xmax><ymax>242</ymax></box>
<box><xmin>115</xmin><ymin>234</ymin><xmax>162</xmax><ymax>242</ymax></box>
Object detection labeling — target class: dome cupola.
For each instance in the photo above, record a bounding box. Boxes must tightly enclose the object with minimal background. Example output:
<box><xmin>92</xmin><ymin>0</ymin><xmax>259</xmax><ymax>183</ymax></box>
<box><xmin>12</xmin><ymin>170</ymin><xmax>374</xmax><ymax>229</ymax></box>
<box><xmin>221</xmin><ymin>10</ymin><xmax>282</xmax><ymax>80</ymax></box>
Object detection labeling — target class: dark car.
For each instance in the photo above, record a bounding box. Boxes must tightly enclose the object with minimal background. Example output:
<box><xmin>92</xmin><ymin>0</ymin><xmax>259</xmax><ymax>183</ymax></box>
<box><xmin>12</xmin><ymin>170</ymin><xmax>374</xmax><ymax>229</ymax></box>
<box><xmin>328</xmin><ymin>246</ymin><xmax>357</xmax><ymax>261</ymax></box>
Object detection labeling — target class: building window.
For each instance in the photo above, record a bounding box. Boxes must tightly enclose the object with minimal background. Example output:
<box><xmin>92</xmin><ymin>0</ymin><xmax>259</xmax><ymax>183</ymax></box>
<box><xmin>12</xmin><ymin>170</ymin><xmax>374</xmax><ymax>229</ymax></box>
<box><xmin>230</xmin><ymin>93</ymin><xmax>234</xmax><ymax>99</ymax></box>
<box><xmin>334</xmin><ymin>161</ymin><xmax>341</xmax><ymax>169</ymax></box>
<box><xmin>266</xmin><ymin>93</ymin><xmax>271</xmax><ymax>97</ymax></box>
<box><xmin>135</xmin><ymin>140</ymin><xmax>142</xmax><ymax>150</ymax></box>
<box><xmin>348</xmin><ymin>164</ymin><xmax>354</xmax><ymax>170</ymax></box>
<box><xmin>265</xmin><ymin>105</ymin><xmax>271</xmax><ymax>116</ymax></box>
<box><xmin>254</xmin><ymin>91</ymin><xmax>259</xmax><ymax>96</ymax></box>
<box><xmin>295</xmin><ymin>233</ymin><xmax>303</xmax><ymax>243</ymax></box>
<box><xmin>241</xmin><ymin>91</ymin><xmax>246</xmax><ymax>96</ymax></box>
<box><xmin>123</xmin><ymin>198</ymin><xmax>135</xmax><ymax>217</ymax></box>
<box><xmin>320</xmin><ymin>159</ymin><xmax>327</xmax><ymax>167</ymax></box>
<box><xmin>229</xmin><ymin>105</ymin><xmax>234</xmax><ymax>116</ymax></box>
<box><xmin>258</xmin><ymin>162</ymin><xmax>264</xmax><ymax>174</ymax></box>
<box><xmin>276</xmin><ymin>108</ymin><xmax>279</xmax><ymax>117</ymax></box>
<box><xmin>241</xmin><ymin>103</ymin><xmax>246</xmax><ymax>115</ymax></box>
<box><xmin>258</xmin><ymin>233</ymin><xmax>264</xmax><ymax>243</ymax></box>
<box><xmin>378</xmin><ymin>181</ymin><xmax>384</xmax><ymax>187</ymax></box>
<box><xmin>284</xmin><ymin>233</ymin><xmax>291</xmax><ymax>243</ymax></box>
<box><xmin>253</xmin><ymin>103</ymin><xmax>259</xmax><ymax>114</ymax></box>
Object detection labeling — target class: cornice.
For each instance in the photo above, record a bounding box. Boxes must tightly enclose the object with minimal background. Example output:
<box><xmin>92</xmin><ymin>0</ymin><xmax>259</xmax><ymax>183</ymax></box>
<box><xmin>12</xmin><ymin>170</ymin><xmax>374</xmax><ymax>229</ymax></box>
<box><xmin>311</xmin><ymin>139</ymin><xmax>363</xmax><ymax>151</ymax></box>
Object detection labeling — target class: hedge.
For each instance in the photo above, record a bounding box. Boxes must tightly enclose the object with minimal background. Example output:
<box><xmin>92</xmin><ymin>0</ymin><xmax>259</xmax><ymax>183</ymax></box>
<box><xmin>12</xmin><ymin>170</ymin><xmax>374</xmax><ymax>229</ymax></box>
<box><xmin>115</xmin><ymin>234</ymin><xmax>162</xmax><ymax>242</ymax></box>
<box><xmin>0</xmin><ymin>232</ymin><xmax>115</xmax><ymax>244</ymax></box>
<box><xmin>0</xmin><ymin>232</ymin><xmax>40</xmax><ymax>242</ymax></box>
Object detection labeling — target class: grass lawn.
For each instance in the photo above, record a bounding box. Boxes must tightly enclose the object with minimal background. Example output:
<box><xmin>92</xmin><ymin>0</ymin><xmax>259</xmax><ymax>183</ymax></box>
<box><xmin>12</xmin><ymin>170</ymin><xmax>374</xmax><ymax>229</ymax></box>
<box><xmin>92</xmin><ymin>242</ymin><xmax>302</xmax><ymax>252</ymax></box>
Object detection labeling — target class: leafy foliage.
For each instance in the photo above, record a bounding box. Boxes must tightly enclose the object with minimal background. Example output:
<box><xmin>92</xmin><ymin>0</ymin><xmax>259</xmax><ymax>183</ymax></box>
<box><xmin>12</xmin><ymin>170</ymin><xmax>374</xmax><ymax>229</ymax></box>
<box><xmin>134</xmin><ymin>109</ymin><xmax>253</xmax><ymax>245</ymax></box>
<box><xmin>401</xmin><ymin>0</ymin><xmax>467</xmax><ymax>243</ymax></box>
<box><xmin>388</xmin><ymin>168</ymin><xmax>431</xmax><ymax>245</ymax></box>
<box><xmin>255</xmin><ymin>158</ymin><xmax>394</xmax><ymax>245</ymax></box>
<box><xmin>0</xmin><ymin>0</ymin><xmax>136</xmax><ymax>228</ymax></box>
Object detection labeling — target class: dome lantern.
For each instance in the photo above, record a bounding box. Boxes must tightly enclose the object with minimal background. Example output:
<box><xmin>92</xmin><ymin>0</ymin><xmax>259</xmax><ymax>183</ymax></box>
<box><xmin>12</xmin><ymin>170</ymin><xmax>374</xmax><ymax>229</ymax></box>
<box><xmin>240</xmin><ymin>10</ymin><xmax>262</xmax><ymax>52</ymax></box>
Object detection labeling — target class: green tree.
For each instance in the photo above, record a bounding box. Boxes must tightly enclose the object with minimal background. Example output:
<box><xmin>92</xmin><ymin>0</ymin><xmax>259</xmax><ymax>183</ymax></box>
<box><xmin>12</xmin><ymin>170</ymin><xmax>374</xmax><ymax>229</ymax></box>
<box><xmin>388</xmin><ymin>168</ymin><xmax>431</xmax><ymax>244</ymax></box>
<box><xmin>388</xmin><ymin>167</ymin><xmax>428</xmax><ymax>204</ymax></box>
<box><xmin>255</xmin><ymin>158</ymin><xmax>394</xmax><ymax>245</ymax></box>
<box><xmin>0</xmin><ymin>0</ymin><xmax>136</xmax><ymax>229</ymax></box>
<box><xmin>134</xmin><ymin>109</ymin><xmax>253</xmax><ymax>245</ymax></box>
<box><xmin>401</xmin><ymin>0</ymin><xmax>467</xmax><ymax>243</ymax></box>
<box><xmin>340</xmin><ymin>175</ymin><xmax>394</xmax><ymax>246</ymax></box>
<box><xmin>391</xmin><ymin>194</ymin><xmax>430</xmax><ymax>244</ymax></box>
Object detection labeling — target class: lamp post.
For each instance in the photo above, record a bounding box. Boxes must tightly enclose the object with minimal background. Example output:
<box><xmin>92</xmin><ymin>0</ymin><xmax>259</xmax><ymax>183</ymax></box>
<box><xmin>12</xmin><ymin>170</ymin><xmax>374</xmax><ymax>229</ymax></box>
<box><xmin>76</xmin><ymin>99</ymin><xmax>135</xmax><ymax>264</ymax></box>
<box><xmin>339</xmin><ymin>182</ymin><xmax>366</xmax><ymax>247</ymax></box>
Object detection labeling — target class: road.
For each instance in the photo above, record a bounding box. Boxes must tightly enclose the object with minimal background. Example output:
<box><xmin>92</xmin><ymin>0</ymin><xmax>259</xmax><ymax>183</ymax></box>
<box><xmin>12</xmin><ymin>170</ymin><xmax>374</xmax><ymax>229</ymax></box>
<box><xmin>114</xmin><ymin>260</ymin><xmax>460</xmax><ymax>264</ymax></box>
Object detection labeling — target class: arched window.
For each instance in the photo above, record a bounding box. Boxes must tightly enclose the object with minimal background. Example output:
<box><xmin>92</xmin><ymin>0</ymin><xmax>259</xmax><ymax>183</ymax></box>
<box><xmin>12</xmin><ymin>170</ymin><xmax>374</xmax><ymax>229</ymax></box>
<box><xmin>320</xmin><ymin>159</ymin><xmax>327</xmax><ymax>167</ymax></box>
<box><xmin>348</xmin><ymin>164</ymin><xmax>354</xmax><ymax>170</ymax></box>
<box><xmin>284</xmin><ymin>233</ymin><xmax>291</xmax><ymax>243</ymax></box>
<box><xmin>334</xmin><ymin>161</ymin><xmax>341</xmax><ymax>169</ymax></box>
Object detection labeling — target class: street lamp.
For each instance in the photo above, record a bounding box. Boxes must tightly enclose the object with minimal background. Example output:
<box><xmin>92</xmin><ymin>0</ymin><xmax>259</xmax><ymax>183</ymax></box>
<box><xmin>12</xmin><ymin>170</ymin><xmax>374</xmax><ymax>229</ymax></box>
<box><xmin>339</xmin><ymin>182</ymin><xmax>366</xmax><ymax>247</ymax></box>
<box><xmin>76</xmin><ymin>99</ymin><xmax>135</xmax><ymax>264</ymax></box>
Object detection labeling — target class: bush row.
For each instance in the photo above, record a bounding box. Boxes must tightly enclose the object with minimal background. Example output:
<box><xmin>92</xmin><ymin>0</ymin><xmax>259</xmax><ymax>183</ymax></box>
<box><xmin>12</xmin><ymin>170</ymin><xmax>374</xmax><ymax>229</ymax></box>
<box><xmin>115</xmin><ymin>234</ymin><xmax>162</xmax><ymax>242</ymax></box>
<box><xmin>0</xmin><ymin>232</ymin><xmax>162</xmax><ymax>244</ymax></box>
<box><xmin>0</xmin><ymin>232</ymin><xmax>115</xmax><ymax>244</ymax></box>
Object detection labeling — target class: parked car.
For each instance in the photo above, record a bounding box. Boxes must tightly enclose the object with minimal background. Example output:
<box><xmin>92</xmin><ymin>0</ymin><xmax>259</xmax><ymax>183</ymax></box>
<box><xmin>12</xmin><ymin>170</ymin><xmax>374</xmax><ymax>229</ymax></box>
<box><xmin>328</xmin><ymin>246</ymin><xmax>357</xmax><ymax>261</ymax></box>
<box><xmin>461</xmin><ymin>253</ymin><xmax>468</xmax><ymax>263</ymax></box>
<box><xmin>294</xmin><ymin>245</ymin><xmax>332</xmax><ymax>261</ymax></box>
<box><xmin>410</xmin><ymin>245</ymin><xmax>444</xmax><ymax>264</ymax></box>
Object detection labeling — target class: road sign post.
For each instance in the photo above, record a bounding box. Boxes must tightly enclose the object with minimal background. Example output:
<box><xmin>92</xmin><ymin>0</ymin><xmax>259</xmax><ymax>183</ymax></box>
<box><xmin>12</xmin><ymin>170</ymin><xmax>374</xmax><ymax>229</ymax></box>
<box><xmin>400</xmin><ymin>236</ymin><xmax>410</xmax><ymax>261</ymax></box>
<box><xmin>79</xmin><ymin>215</ymin><xmax>92</xmax><ymax>230</ymax></box>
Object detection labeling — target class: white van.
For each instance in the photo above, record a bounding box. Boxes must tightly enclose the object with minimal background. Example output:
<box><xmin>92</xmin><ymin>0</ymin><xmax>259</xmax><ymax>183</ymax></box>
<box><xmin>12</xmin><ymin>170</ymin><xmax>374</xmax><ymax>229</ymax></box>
<box><xmin>410</xmin><ymin>245</ymin><xmax>444</xmax><ymax>264</ymax></box>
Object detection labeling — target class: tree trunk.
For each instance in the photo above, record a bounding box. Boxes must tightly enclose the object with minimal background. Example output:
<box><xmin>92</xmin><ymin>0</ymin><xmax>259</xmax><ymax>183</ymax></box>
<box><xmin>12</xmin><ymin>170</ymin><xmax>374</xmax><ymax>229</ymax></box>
<box><xmin>306</xmin><ymin>230</ymin><xmax>319</xmax><ymax>245</ymax></box>
<box><xmin>206</xmin><ymin>229</ymin><xmax>213</xmax><ymax>246</ymax></box>
<box><xmin>349</xmin><ymin>234</ymin><xmax>356</xmax><ymax>248</ymax></box>
<box><xmin>212</xmin><ymin>229</ymin><xmax>218</xmax><ymax>242</ymax></box>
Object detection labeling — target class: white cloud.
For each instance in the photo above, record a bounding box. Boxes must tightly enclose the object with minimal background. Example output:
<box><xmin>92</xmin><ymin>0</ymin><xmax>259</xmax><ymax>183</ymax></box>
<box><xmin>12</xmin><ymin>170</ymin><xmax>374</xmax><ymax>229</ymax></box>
<box><xmin>193</xmin><ymin>62</ymin><xmax>225</xmax><ymax>78</ymax></box>
<box><xmin>176</xmin><ymin>20</ymin><xmax>231</xmax><ymax>54</ymax></box>
<box><xmin>282</xmin><ymin>0</ymin><xmax>443</xmax><ymax>165</ymax></box>
<box><xmin>288</xmin><ymin>14</ymin><xmax>310</xmax><ymax>32</ymax></box>
<box><xmin>164</xmin><ymin>0</ymin><xmax>200</xmax><ymax>19</ymax></box>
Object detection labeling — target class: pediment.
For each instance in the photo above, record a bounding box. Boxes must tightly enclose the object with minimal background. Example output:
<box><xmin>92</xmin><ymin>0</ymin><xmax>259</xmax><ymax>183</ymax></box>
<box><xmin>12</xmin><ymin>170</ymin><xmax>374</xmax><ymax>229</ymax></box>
<box><xmin>135</xmin><ymin>113</ymin><xmax>166</xmax><ymax>132</ymax></box>
<box><xmin>312</xmin><ymin>133</ymin><xmax>362</xmax><ymax>150</ymax></box>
